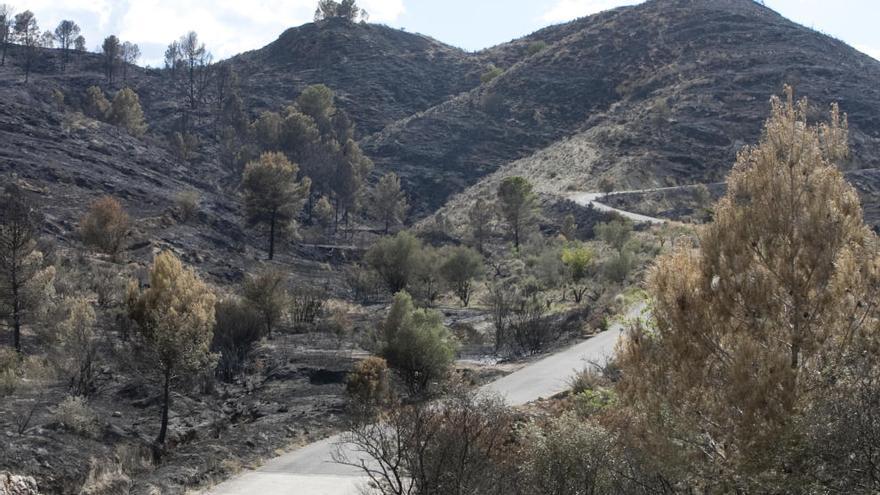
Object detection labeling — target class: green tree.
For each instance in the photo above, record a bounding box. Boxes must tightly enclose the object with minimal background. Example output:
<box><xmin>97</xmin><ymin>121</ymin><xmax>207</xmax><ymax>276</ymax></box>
<box><xmin>380</xmin><ymin>291</ymin><xmax>456</xmax><ymax>394</ymax></box>
<box><xmin>0</xmin><ymin>185</ymin><xmax>43</xmax><ymax>353</ymax></box>
<box><xmin>440</xmin><ymin>246</ymin><xmax>484</xmax><ymax>307</ymax></box>
<box><xmin>253</xmin><ymin>111</ymin><xmax>282</xmax><ymax>150</ymax></box>
<box><xmin>107</xmin><ymin>87</ymin><xmax>147</xmax><ymax>136</ymax></box>
<box><xmin>364</xmin><ymin>231</ymin><xmax>421</xmax><ymax>294</ymax></box>
<box><xmin>370</xmin><ymin>172</ymin><xmax>408</xmax><ymax>234</ymax></box>
<box><xmin>561</xmin><ymin>244</ymin><xmax>594</xmax><ymax>303</ymax></box>
<box><xmin>618</xmin><ymin>88</ymin><xmax>873</xmax><ymax>487</ymax></box>
<box><xmin>128</xmin><ymin>251</ymin><xmax>216</xmax><ymax>446</ymax></box>
<box><xmin>497</xmin><ymin>176</ymin><xmax>537</xmax><ymax>249</ymax></box>
<box><xmin>241</xmin><ymin>152</ymin><xmax>311</xmax><ymax>260</ymax></box>
<box><xmin>55</xmin><ymin>297</ymin><xmax>97</xmax><ymax>396</ymax></box>
<box><xmin>242</xmin><ymin>270</ymin><xmax>287</xmax><ymax>339</ymax></box>
<box><xmin>13</xmin><ymin>10</ymin><xmax>39</xmax><ymax>83</ymax></box>
<box><xmin>296</xmin><ymin>84</ymin><xmax>335</xmax><ymax>135</ymax></box>
<box><xmin>314</xmin><ymin>0</ymin><xmax>366</xmax><ymax>22</ymax></box>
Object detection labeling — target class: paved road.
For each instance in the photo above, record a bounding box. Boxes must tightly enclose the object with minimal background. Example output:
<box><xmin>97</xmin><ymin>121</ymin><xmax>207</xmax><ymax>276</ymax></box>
<box><xmin>569</xmin><ymin>191</ymin><xmax>666</xmax><ymax>224</ymax></box>
<box><xmin>205</xmin><ymin>302</ymin><xmax>644</xmax><ymax>495</ymax></box>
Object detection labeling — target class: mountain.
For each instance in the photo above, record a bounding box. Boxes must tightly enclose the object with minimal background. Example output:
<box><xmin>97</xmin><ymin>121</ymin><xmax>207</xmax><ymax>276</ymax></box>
<box><xmin>365</xmin><ymin>0</ymin><xmax>880</xmax><ymax>213</ymax></box>
<box><xmin>228</xmin><ymin>17</ymin><xmax>485</xmax><ymax>135</ymax></box>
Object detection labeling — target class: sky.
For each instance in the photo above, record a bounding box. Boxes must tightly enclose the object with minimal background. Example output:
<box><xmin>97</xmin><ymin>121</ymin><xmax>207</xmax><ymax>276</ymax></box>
<box><xmin>5</xmin><ymin>0</ymin><xmax>880</xmax><ymax>67</ymax></box>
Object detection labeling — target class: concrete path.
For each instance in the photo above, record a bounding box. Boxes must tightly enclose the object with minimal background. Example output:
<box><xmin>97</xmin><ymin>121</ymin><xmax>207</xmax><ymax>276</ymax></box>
<box><xmin>205</xmin><ymin>302</ymin><xmax>644</xmax><ymax>495</ymax></box>
<box><xmin>569</xmin><ymin>191</ymin><xmax>666</xmax><ymax>224</ymax></box>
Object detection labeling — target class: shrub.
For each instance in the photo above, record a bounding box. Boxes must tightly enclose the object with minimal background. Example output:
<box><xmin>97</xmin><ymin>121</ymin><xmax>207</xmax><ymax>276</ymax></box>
<box><xmin>480</xmin><ymin>64</ymin><xmax>504</xmax><ymax>84</ymax></box>
<box><xmin>242</xmin><ymin>270</ymin><xmax>287</xmax><ymax>338</ymax></box>
<box><xmin>79</xmin><ymin>196</ymin><xmax>130</xmax><ymax>255</ymax></box>
<box><xmin>527</xmin><ymin>41</ymin><xmax>548</xmax><ymax>56</ymax></box>
<box><xmin>212</xmin><ymin>298</ymin><xmax>263</xmax><ymax>382</ymax></box>
<box><xmin>55</xmin><ymin>297</ymin><xmax>98</xmax><ymax>396</ymax></box>
<box><xmin>346</xmin><ymin>356</ymin><xmax>389</xmax><ymax>414</ymax></box>
<box><xmin>174</xmin><ymin>190</ymin><xmax>200</xmax><ymax>223</ymax></box>
<box><xmin>602</xmin><ymin>249</ymin><xmax>634</xmax><ymax>283</ymax></box>
<box><xmin>510</xmin><ymin>294</ymin><xmax>553</xmax><ymax>354</ymax></box>
<box><xmin>170</xmin><ymin>131</ymin><xmax>199</xmax><ymax>162</ymax></box>
<box><xmin>380</xmin><ymin>291</ymin><xmax>457</xmax><ymax>394</ymax></box>
<box><xmin>107</xmin><ymin>87</ymin><xmax>147</xmax><ymax>136</ymax></box>
<box><xmin>595</xmin><ymin>219</ymin><xmax>632</xmax><ymax>252</ymax></box>
<box><xmin>365</xmin><ymin>231</ymin><xmax>421</xmax><ymax>293</ymax></box>
<box><xmin>0</xmin><ymin>348</ymin><xmax>19</xmax><ymax>396</ymax></box>
<box><xmin>345</xmin><ymin>264</ymin><xmax>382</xmax><ymax>304</ymax></box>
<box><xmin>439</xmin><ymin>246</ymin><xmax>484</xmax><ymax>307</ymax></box>
<box><xmin>54</xmin><ymin>395</ymin><xmax>99</xmax><ymax>438</ymax></box>
<box><xmin>84</xmin><ymin>86</ymin><xmax>110</xmax><ymax>119</ymax></box>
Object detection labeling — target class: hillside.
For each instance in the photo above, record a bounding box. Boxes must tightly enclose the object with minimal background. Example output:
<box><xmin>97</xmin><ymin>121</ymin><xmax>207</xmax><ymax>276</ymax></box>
<box><xmin>228</xmin><ymin>17</ymin><xmax>485</xmax><ymax>135</ymax></box>
<box><xmin>366</xmin><ymin>0</ymin><xmax>880</xmax><ymax>213</ymax></box>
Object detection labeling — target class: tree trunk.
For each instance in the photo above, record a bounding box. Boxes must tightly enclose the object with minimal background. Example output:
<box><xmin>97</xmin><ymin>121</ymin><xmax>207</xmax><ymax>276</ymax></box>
<box><xmin>11</xmin><ymin>267</ymin><xmax>21</xmax><ymax>353</ymax></box>
<box><xmin>268</xmin><ymin>210</ymin><xmax>276</xmax><ymax>260</ymax></box>
<box><xmin>157</xmin><ymin>367</ymin><xmax>171</xmax><ymax>445</ymax></box>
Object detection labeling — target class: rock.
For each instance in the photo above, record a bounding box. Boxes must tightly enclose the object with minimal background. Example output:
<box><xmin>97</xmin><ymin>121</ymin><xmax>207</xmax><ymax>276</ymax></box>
<box><xmin>0</xmin><ymin>473</ymin><xmax>40</xmax><ymax>495</ymax></box>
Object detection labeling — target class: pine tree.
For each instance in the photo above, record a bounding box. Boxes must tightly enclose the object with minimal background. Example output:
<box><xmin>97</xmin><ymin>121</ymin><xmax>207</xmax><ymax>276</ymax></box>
<box><xmin>107</xmin><ymin>87</ymin><xmax>147</xmax><ymax>136</ymax></box>
<box><xmin>370</xmin><ymin>172</ymin><xmax>408</xmax><ymax>234</ymax></box>
<box><xmin>497</xmin><ymin>176</ymin><xmax>537</xmax><ymax>250</ymax></box>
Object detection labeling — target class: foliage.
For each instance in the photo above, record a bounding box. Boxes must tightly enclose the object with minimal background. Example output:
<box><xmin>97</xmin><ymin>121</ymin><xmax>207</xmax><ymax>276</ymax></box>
<box><xmin>174</xmin><ymin>190</ymin><xmax>200</xmax><ymax>223</ymax></box>
<box><xmin>241</xmin><ymin>152</ymin><xmax>311</xmax><ymax>259</ymax></box>
<box><xmin>480</xmin><ymin>64</ymin><xmax>504</xmax><ymax>84</ymax></box>
<box><xmin>527</xmin><ymin>40</ymin><xmax>548</xmax><ymax>56</ymax></box>
<box><xmin>497</xmin><ymin>176</ymin><xmax>537</xmax><ymax>249</ymax></box>
<box><xmin>594</xmin><ymin>219</ymin><xmax>632</xmax><ymax>253</ymax></box>
<box><xmin>345</xmin><ymin>356</ymin><xmax>389</xmax><ymax>415</ymax></box>
<box><xmin>242</xmin><ymin>269</ymin><xmax>287</xmax><ymax>338</ymax></box>
<box><xmin>79</xmin><ymin>196</ymin><xmax>130</xmax><ymax>256</ymax></box>
<box><xmin>53</xmin><ymin>395</ymin><xmax>99</xmax><ymax>438</ymax></box>
<box><xmin>345</xmin><ymin>263</ymin><xmax>382</xmax><ymax>304</ymax></box>
<box><xmin>409</xmin><ymin>245</ymin><xmax>443</xmax><ymax>307</ymax></box>
<box><xmin>84</xmin><ymin>86</ymin><xmax>111</xmax><ymax>120</ymax></box>
<box><xmin>561</xmin><ymin>243</ymin><xmax>595</xmax><ymax>303</ymax></box>
<box><xmin>128</xmin><ymin>251</ymin><xmax>216</xmax><ymax>445</ymax></box>
<box><xmin>379</xmin><ymin>291</ymin><xmax>456</xmax><ymax>394</ymax></box>
<box><xmin>439</xmin><ymin>246</ymin><xmax>484</xmax><ymax>307</ymax></box>
<box><xmin>467</xmin><ymin>198</ymin><xmax>494</xmax><ymax>253</ymax></box>
<box><xmin>107</xmin><ymin>87</ymin><xmax>147</xmax><ymax>136</ymax></box>
<box><xmin>370</xmin><ymin>172</ymin><xmax>408</xmax><ymax>234</ymax></box>
<box><xmin>314</xmin><ymin>0</ymin><xmax>367</xmax><ymax>22</ymax></box>
<box><xmin>617</xmin><ymin>87</ymin><xmax>878</xmax><ymax>488</ymax></box>
<box><xmin>54</xmin><ymin>297</ymin><xmax>98</xmax><ymax>396</ymax></box>
<box><xmin>211</xmin><ymin>298</ymin><xmax>263</xmax><ymax>382</ymax></box>
<box><xmin>365</xmin><ymin>231</ymin><xmax>421</xmax><ymax>294</ymax></box>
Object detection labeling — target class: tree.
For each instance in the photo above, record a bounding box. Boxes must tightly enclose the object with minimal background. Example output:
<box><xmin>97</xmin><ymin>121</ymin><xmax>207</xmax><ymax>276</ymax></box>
<box><xmin>561</xmin><ymin>244</ymin><xmax>594</xmax><ymax>303</ymax></box>
<box><xmin>242</xmin><ymin>270</ymin><xmax>286</xmax><ymax>339</ymax></box>
<box><xmin>107</xmin><ymin>87</ymin><xmax>147</xmax><ymax>136</ymax></box>
<box><xmin>314</xmin><ymin>0</ymin><xmax>366</xmax><ymax>22</ymax></box>
<box><xmin>241</xmin><ymin>152</ymin><xmax>311</xmax><ymax>260</ymax></box>
<box><xmin>163</xmin><ymin>40</ymin><xmax>181</xmax><ymax>77</ymax></box>
<box><xmin>370</xmin><ymin>172</ymin><xmax>408</xmax><ymax>234</ymax></box>
<box><xmin>79</xmin><ymin>196</ymin><xmax>130</xmax><ymax>256</ymax></box>
<box><xmin>594</xmin><ymin>218</ymin><xmax>632</xmax><ymax>253</ymax></box>
<box><xmin>345</xmin><ymin>356</ymin><xmax>389</xmax><ymax>415</ymax></box>
<box><xmin>128</xmin><ymin>251</ymin><xmax>216</xmax><ymax>446</ymax></box>
<box><xmin>617</xmin><ymin>88</ymin><xmax>874</xmax><ymax>487</ymax></box>
<box><xmin>120</xmin><ymin>41</ymin><xmax>140</xmax><ymax>81</ymax></box>
<box><xmin>211</xmin><ymin>298</ymin><xmax>263</xmax><ymax>382</ymax></box>
<box><xmin>55</xmin><ymin>297</ymin><xmax>97</xmax><ymax>396</ymax></box>
<box><xmin>0</xmin><ymin>185</ymin><xmax>42</xmax><ymax>353</ymax></box>
<box><xmin>467</xmin><ymin>198</ymin><xmax>493</xmax><ymax>254</ymax></box>
<box><xmin>253</xmin><ymin>111</ymin><xmax>282</xmax><ymax>150</ymax></box>
<box><xmin>0</xmin><ymin>4</ymin><xmax>12</xmax><ymax>66</ymax></box>
<box><xmin>178</xmin><ymin>31</ymin><xmax>211</xmax><ymax>111</ymax></box>
<box><xmin>73</xmin><ymin>34</ymin><xmax>85</xmax><ymax>52</ymax></box>
<box><xmin>13</xmin><ymin>10</ymin><xmax>39</xmax><ymax>83</ymax></box>
<box><xmin>365</xmin><ymin>231</ymin><xmax>421</xmax><ymax>294</ymax></box>
<box><xmin>101</xmin><ymin>35</ymin><xmax>120</xmax><ymax>85</ymax></box>
<box><xmin>53</xmin><ymin>20</ymin><xmax>79</xmax><ymax>69</ymax></box>
<box><xmin>497</xmin><ymin>176</ymin><xmax>537</xmax><ymax>250</ymax></box>
<box><xmin>409</xmin><ymin>246</ymin><xmax>443</xmax><ymax>307</ymax></box>
<box><xmin>83</xmin><ymin>86</ymin><xmax>110</xmax><ymax>120</ymax></box>
<box><xmin>296</xmin><ymin>84</ymin><xmax>335</xmax><ymax>135</ymax></box>
<box><xmin>333</xmin><ymin>139</ymin><xmax>373</xmax><ymax>229</ymax></box>
<box><xmin>439</xmin><ymin>246</ymin><xmax>484</xmax><ymax>307</ymax></box>
<box><xmin>379</xmin><ymin>291</ymin><xmax>456</xmax><ymax>394</ymax></box>
<box><xmin>598</xmin><ymin>176</ymin><xmax>614</xmax><ymax>197</ymax></box>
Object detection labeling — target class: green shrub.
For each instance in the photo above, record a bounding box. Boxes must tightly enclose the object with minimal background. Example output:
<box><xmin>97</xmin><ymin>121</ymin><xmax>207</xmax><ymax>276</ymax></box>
<box><xmin>54</xmin><ymin>395</ymin><xmax>99</xmax><ymax>438</ymax></box>
<box><xmin>527</xmin><ymin>41</ymin><xmax>548</xmax><ymax>56</ymax></box>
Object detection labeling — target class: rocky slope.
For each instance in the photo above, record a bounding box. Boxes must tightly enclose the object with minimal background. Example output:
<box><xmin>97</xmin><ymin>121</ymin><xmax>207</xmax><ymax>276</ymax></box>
<box><xmin>365</xmin><ymin>0</ymin><xmax>880</xmax><ymax>213</ymax></box>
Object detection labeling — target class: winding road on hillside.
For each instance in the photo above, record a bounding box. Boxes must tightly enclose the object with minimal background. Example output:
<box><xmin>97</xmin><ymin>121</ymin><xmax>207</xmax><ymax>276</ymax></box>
<box><xmin>206</xmin><ymin>190</ymin><xmax>657</xmax><ymax>495</ymax></box>
<box><xmin>569</xmin><ymin>190</ymin><xmax>667</xmax><ymax>224</ymax></box>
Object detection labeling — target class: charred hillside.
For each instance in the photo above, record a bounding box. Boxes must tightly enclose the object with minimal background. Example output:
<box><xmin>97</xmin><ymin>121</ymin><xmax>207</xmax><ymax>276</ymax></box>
<box><xmin>366</xmin><ymin>0</ymin><xmax>880</xmax><ymax>213</ymax></box>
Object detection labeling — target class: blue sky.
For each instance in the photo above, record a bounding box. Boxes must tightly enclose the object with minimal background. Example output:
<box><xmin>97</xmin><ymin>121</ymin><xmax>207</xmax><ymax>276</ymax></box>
<box><xmin>6</xmin><ymin>0</ymin><xmax>880</xmax><ymax>66</ymax></box>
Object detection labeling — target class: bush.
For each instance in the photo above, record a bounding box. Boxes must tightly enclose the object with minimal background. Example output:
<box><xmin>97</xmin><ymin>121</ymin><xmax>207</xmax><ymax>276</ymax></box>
<box><xmin>54</xmin><ymin>395</ymin><xmax>100</xmax><ymax>438</ymax></box>
<box><xmin>527</xmin><ymin>41</ymin><xmax>548</xmax><ymax>56</ymax></box>
<box><xmin>107</xmin><ymin>87</ymin><xmax>147</xmax><ymax>136</ymax></box>
<box><xmin>510</xmin><ymin>294</ymin><xmax>553</xmax><ymax>354</ymax></box>
<box><xmin>174</xmin><ymin>190</ymin><xmax>200</xmax><ymax>223</ymax></box>
<box><xmin>603</xmin><ymin>249</ymin><xmax>634</xmax><ymax>283</ymax></box>
<box><xmin>365</xmin><ymin>231</ymin><xmax>421</xmax><ymax>293</ymax></box>
<box><xmin>170</xmin><ymin>131</ymin><xmax>199</xmax><ymax>162</ymax></box>
<box><xmin>79</xmin><ymin>196</ymin><xmax>130</xmax><ymax>255</ymax></box>
<box><xmin>480</xmin><ymin>64</ymin><xmax>504</xmax><ymax>84</ymax></box>
<box><xmin>380</xmin><ymin>291</ymin><xmax>457</xmax><ymax>394</ymax></box>
<box><xmin>595</xmin><ymin>219</ymin><xmax>632</xmax><ymax>252</ymax></box>
<box><xmin>212</xmin><ymin>298</ymin><xmax>263</xmax><ymax>382</ymax></box>
<box><xmin>345</xmin><ymin>264</ymin><xmax>382</xmax><ymax>304</ymax></box>
<box><xmin>346</xmin><ymin>356</ymin><xmax>389</xmax><ymax>415</ymax></box>
<box><xmin>84</xmin><ymin>86</ymin><xmax>110</xmax><ymax>119</ymax></box>
<box><xmin>0</xmin><ymin>348</ymin><xmax>19</xmax><ymax>396</ymax></box>
<box><xmin>439</xmin><ymin>246</ymin><xmax>484</xmax><ymax>307</ymax></box>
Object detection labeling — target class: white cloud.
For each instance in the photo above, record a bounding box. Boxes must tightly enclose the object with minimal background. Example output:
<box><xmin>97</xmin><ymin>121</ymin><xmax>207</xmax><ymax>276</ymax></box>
<box><xmin>8</xmin><ymin>0</ymin><xmax>408</xmax><ymax>66</ymax></box>
<box><xmin>540</xmin><ymin>0</ymin><xmax>641</xmax><ymax>23</ymax></box>
<box><xmin>855</xmin><ymin>44</ymin><xmax>880</xmax><ymax>61</ymax></box>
